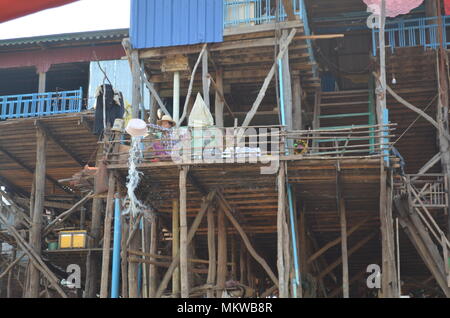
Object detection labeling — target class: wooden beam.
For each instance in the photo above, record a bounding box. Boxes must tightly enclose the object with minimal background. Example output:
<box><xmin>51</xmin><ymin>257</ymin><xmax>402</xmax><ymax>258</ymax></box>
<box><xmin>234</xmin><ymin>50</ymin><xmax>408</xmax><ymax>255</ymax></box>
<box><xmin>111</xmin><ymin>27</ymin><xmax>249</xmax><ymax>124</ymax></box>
<box><xmin>179</xmin><ymin>166</ymin><xmax>189</xmax><ymax>298</ymax></box>
<box><xmin>172</xmin><ymin>199</ymin><xmax>180</xmax><ymax>296</ymax></box>
<box><xmin>100</xmin><ymin>173</ymin><xmax>116</xmax><ymax>298</ymax></box>
<box><xmin>307</xmin><ymin>216</ymin><xmax>370</xmax><ymax>264</ymax></box>
<box><xmin>206</xmin><ymin>206</ymin><xmax>216</xmax><ymax>298</ymax></box>
<box><xmin>0</xmin><ymin>212</ymin><xmax>68</xmax><ymax>298</ymax></box>
<box><xmin>35</xmin><ymin>122</ymin><xmax>84</xmax><ymax>166</ymax></box>
<box><xmin>202</xmin><ymin>48</ymin><xmax>210</xmax><ymax>109</ymax></box>
<box><xmin>216</xmin><ymin>192</ymin><xmax>279</xmax><ymax>287</ymax></box>
<box><xmin>43</xmin><ymin>191</ymin><xmax>93</xmax><ymax>236</ymax></box>
<box><xmin>216</xmin><ymin>207</ymin><xmax>227</xmax><ymax>297</ymax></box>
<box><xmin>241</xmin><ymin>28</ymin><xmax>297</xmax><ymax>128</ymax></box>
<box><xmin>28</xmin><ymin>127</ymin><xmax>46</xmax><ymax>298</ymax></box>
<box><xmin>318</xmin><ymin>232</ymin><xmax>377</xmax><ymax>280</ymax></box>
<box><xmin>155</xmin><ymin>190</ymin><xmax>216</xmax><ymax>298</ymax></box>
<box><xmin>214</xmin><ymin>68</ymin><xmax>224</xmax><ymax>127</ymax></box>
<box><xmin>277</xmin><ymin>163</ymin><xmax>288</xmax><ymax>298</ymax></box>
<box><xmin>0</xmin><ymin>145</ymin><xmax>72</xmax><ymax>194</ymax></box>
<box><xmin>339</xmin><ymin>198</ymin><xmax>349</xmax><ymax>298</ymax></box>
<box><xmin>148</xmin><ymin>214</ymin><xmax>159</xmax><ymax>298</ymax></box>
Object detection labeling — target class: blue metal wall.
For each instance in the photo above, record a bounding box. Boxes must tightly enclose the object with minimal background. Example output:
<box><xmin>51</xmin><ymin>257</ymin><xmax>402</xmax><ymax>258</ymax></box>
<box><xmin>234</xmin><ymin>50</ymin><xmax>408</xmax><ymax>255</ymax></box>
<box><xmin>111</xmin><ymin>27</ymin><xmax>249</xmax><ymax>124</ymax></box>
<box><xmin>131</xmin><ymin>0</ymin><xmax>223</xmax><ymax>49</ymax></box>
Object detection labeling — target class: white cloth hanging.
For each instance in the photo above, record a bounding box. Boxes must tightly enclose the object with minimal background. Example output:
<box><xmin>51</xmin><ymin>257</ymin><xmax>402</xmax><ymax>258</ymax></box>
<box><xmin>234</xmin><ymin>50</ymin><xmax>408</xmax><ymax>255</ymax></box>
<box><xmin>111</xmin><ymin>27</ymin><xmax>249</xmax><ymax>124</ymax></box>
<box><xmin>188</xmin><ymin>93</ymin><xmax>214</xmax><ymax>128</ymax></box>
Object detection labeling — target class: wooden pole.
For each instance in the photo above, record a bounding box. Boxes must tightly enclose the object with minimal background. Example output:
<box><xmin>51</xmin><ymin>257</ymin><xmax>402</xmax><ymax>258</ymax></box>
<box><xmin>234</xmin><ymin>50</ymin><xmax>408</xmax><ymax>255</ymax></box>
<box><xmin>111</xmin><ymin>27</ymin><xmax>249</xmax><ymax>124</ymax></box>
<box><xmin>99</xmin><ymin>173</ymin><xmax>116</xmax><ymax>298</ymax></box>
<box><xmin>281</xmin><ymin>30</ymin><xmax>293</xmax><ymax>131</ymax></box>
<box><xmin>172</xmin><ymin>199</ymin><xmax>180</xmax><ymax>296</ymax></box>
<box><xmin>202</xmin><ymin>49</ymin><xmax>210</xmax><ymax>109</ymax></box>
<box><xmin>231</xmin><ymin>236</ymin><xmax>237</xmax><ymax>281</ymax></box>
<box><xmin>277</xmin><ymin>163</ymin><xmax>288</xmax><ymax>298</ymax></box>
<box><xmin>121</xmin><ymin>215</ymin><xmax>129</xmax><ymax>298</ymax></box>
<box><xmin>131</xmin><ymin>50</ymin><xmax>142</xmax><ymax>119</ymax></box>
<box><xmin>206</xmin><ymin>206</ymin><xmax>216</xmax><ymax>298</ymax></box>
<box><xmin>292</xmin><ymin>75</ymin><xmax>303</xmax><ymax>130</ymax></box>
<box><xmin>28</xmin><ymin>127</ymin><xmax>46</xmax><ymax>298</ymax></box>
<box><xmin>339</xmin><ymin>198</ymin><xmax>349</xmax><ymax>298</ymax></box>
<box><xmin>148</xmin><ymin>215</ymin><xmax>159</xmax><ymax>298</ymax></box>
<box><xmin>240</xmin><ymin>242</ymin><xmax>247</xmax><ymax>285</ymax></box>
<box><xmin>214</xmin><ymin>68</ymin><xmax>224</xmax><ymax>127</ymax></box>
<box><xmin>179</xmin><ymin>167</ymin><xmax>189</xmax><ymax>298</ymax></box>
<box><xmin>128</xmin><ymin>215</ymin><xmax>140</xmax><ymax>298</ymax></box>
<box><xmin>85</xmin><ymin>151</ymin><xmax>104</xmax><ymax>298</ymax></box>
<box><xmin>156</xmin><ymin>191</ymin><xmax>216</xmax><ymax>298</ymax></box>
<box><xmin>216</xmin><ymin>208</ymin><xmax>227</xmax><ymax>297</ymax></box>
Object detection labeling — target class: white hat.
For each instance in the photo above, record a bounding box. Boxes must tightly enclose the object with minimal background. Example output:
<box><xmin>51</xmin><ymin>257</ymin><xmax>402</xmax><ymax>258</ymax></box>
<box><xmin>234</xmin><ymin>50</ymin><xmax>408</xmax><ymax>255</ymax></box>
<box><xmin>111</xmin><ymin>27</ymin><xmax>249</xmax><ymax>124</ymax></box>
<box><xmin>126</xmin><ymin>119</ymin><xmax>148</xmax><ymax>137</ymax></box>
<box><xmin>157</xmin><ymin>115</ymin><xmax>176</xmax><ymax>126</ymax></box>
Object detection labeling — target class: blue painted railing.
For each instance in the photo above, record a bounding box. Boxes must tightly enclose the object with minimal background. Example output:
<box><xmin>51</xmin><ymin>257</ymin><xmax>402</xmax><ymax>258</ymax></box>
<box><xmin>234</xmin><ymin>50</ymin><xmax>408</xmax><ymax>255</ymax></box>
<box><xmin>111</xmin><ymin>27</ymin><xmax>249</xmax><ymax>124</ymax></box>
<box><xmin>0</xmin><ymin>88</ymin><xmax>83</xmax><ymax>120</ymax></box>
<box><xmin>224</xmin><ymin>0</ymin><xmax>302</xmax><ymax>27</ymax></box>
<box><xmin>373</xmin><ymin>16</ymin><xmax>450</xmax><ymax>56</ymax></box>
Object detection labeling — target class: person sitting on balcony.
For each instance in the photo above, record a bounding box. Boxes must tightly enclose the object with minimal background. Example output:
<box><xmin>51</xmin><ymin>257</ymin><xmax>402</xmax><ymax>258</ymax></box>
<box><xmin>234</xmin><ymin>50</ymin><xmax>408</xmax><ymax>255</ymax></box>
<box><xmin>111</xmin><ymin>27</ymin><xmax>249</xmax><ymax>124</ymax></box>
<box><xmin>147</xmin><ymin>114</ymin><xmax>177</xmax><ymax>161</ymax></box>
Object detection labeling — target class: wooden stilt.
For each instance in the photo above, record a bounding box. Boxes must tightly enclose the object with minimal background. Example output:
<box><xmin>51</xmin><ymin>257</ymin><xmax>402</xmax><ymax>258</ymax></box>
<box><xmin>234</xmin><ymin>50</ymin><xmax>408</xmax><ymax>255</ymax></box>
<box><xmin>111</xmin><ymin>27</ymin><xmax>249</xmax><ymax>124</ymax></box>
<box><xmin>28</xmin><ymin>127</ymin><xmax>46</xmax><ymax>298</ymax></box>
<box><xmin>292</xmin><ymin>74</ymin><xmax>303</xmax><ymax>130</ymax></box>
<box><xmin>240</xmin><ymin>242</ymin><xmax>247</xmax><ymax>285</ymax></box>
<box><xmin>148</xmin><ymin>215</ymin><xmax>159</xmax><ymax>298</ymax></box>
<box><xmin>339</xmin><ymin>198</ymin><xmax>349</xmax><ymax>298</ymax></box>
<box><xmin>128</xmin><ymin>215</ymin><xmax>141</xmax><ymax>298</ymax></box>
<box><xmin>131</xmin><ymin>50</ymin><xmax>142</xmax><ymax>119</ymax></box>
<box><xmin>231</xmin><ymin>236</ymin><xmax>237</xmax><ymax>281</ymax></box>
<box><xmin>172</xmin><ymin>199</ymin><xmax>180</xmax><ymax>297</ymax></box>
<box><xmin>206</xmin><ymin>206</ymin><xmax>216</xmax><ymax>298</ymax></box>
<box><xmin>179</xmin><ymin>167</ymin><xmax>189</xmax><ymax>298</ymax></box>
<box><xmin>100</xmin><ymin>173</ymin><xmax>117</xmax><ymax>298</ymax></box>
<box><xmin>202</xmin><ymin>49</ymin><xmax>210</xmax><ymax>109</ymax></box>
<box><xmin>214</xmin><ymin>68</ymin><xmax>224</xmax><ymax>127</ymax></box>
<box><xmin>121</xmin><ymin>216</ymin><xmax>129</xmax><ymax>298</ymax></box>
<box><xmin>216</xmin><ymin>208</ymin><xmax>227</xmax><ymax>297</ymax></box>
<box><xmin>277</xmin><ymin>163</ymin><xmax>288</xmax><ymax>298</ymax></box>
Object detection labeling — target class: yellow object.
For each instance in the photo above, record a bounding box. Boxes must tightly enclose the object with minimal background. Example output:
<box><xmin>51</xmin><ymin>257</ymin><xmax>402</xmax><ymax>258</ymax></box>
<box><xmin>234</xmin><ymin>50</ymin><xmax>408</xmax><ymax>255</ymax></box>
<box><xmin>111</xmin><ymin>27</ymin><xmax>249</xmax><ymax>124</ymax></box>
<box><xmin>123</xmin><ymin>101</ymin><xmax>133</xmax><ymax>127</ymax></box>
<box><xmin>58</xmin><ymin>230</ymin><xmax>87</xmax><ymax>249</ymax></box>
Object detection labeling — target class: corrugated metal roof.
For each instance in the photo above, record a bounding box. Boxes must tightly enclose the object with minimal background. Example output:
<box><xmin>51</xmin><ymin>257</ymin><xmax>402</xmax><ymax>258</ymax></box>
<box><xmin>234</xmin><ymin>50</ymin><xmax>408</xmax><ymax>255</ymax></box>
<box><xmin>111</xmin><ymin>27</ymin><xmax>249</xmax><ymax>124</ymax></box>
<box><xmin>130</xmin><ymin>0</ymin><xmax>223</xmax><ymax>49</ymax></box>
<box><xmin>0</xmin><ymin>28</ymin><xmax>129</xmax><ymax>48</ymax></box>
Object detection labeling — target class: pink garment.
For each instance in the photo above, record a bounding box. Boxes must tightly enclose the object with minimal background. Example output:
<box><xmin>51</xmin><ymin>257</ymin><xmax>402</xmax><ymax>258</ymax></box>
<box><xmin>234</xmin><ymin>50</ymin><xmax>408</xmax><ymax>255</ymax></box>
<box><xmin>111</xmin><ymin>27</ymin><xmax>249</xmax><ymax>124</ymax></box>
<box><xmin>363</xmin><ymin>0</ymin><xmax>424</xmax><ymax>17</ymax></box>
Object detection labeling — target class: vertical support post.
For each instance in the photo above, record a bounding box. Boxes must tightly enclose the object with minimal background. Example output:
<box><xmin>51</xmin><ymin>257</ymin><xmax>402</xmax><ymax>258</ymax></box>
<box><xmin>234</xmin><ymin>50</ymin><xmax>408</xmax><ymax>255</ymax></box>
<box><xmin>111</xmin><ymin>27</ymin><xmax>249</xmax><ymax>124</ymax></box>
<box><xmin>111</xmin><ymin>196</ymin><xmax>122</xmax><ymax>298</ymax></box>
<box><xmin>173</xmin><ymin>72</ymin><xmax>180</xmax><ymax>123</ymax></box>
<box><xmin>149</xmin><ymin>84</ymin><xmax>159</xmax><ymax>125</ymax></box>
<box><xmin>292</xmin><ymin>74</ymin><xmax>303</xmax><ymax>130</ymax></box>
<box><xmin>128</xmin><ymin>215</ymin><xmax>140</xmax><ymax>298</ymax></box>
<box><xmin>148</xmin><ymin>215</ymin><xmax>159</xmax><ymax>298</ymax></box>
<box><xmin>215</xmin><ymin>68</ymin><xmax>224</xmax><ymax>127</ymax></box>
<box><xmin>380</xmin><ymin>169</ymin><xmax>399</xmax><ymax>297</ymax></box>
<box><xmin>277</xmin><ymin>162</ymin><xmax>288</xmax><ymax>298</ymax></box>
<box><xmin>231</xmin><ymin>237</ymin><xmax>237</xmax><ymax>280</ymax></box>
<box><xmin>217</xmin><ymin>208</ymin><xmax>227</xmax><ymax>297</ymax></box>
<box><xmin>131</xmin><ymin>50</ymin><xmax>142</xmax><ymax>119</ymax></box>
<box><xmin>172</xmin><ymin>199</ymin><xmax>180</xmax><ymax>296</ymax></box>
<box><xmin>80</xmin><ymin>207</ymin><xmax>86</xmax><ymax>230</ymax></box>
<box><xmin>121</xmin><ymin>215</ymin><xmax>129</xmax><ymax>298</ymax></box>
<box><xmin>240</xmin><ymin>242</ymin><xmax>247</xmax><ymax>285</ymax></box>
<box><xmin>100</xmin><ymin>173</ymin><xmax>116</xmax><ymax>298</ymax></box>
<box><xmin>206</xmin><ymin>206</ymin><xmax>216</xmax><ymax>298</ymax></box>
<box><xmin>85</xmin><ymin>152</ymin><xmax>104</xmax><ymax>298</ymax></box>
<box><xmin>38</xmin><ymin>72</ymin><xmax>46</xmax><ymax>94</ymax></box>
<box><xmin>179</xmin><ymin>167</ymin><xmax>189</xmax><ymax>298</ymax></box>
<box><xmin>281</xmin><ymin>30</ymin><xmax>293</xmax><ymax>131</ymax></box>
<box><xmin>28</xmin><ymin>127</ymin><xmax>46</xmax><ymax>298</ymax></box>
<box><xmin>339</xmin><ymin>198</ymin><xmax>349</xmax><ymax>298</ymax></box>
<box><xmin>202</xmin><ymin>50</ymin><xmax>210</xmax><ymax>109</ymax></box>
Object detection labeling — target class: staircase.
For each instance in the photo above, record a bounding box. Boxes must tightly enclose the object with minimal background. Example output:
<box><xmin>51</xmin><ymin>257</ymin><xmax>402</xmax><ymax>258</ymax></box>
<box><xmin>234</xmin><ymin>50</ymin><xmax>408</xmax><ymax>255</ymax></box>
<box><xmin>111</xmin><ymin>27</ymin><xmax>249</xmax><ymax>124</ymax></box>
<box><xmin>312</xmin><ymin>89</ymin><xmax>377</xmax><ymax>155</ymax></box>
<box><xmin>394</xmin><ymin>174</ymin><xmax>450</xmax><ymax>297</ymax></box>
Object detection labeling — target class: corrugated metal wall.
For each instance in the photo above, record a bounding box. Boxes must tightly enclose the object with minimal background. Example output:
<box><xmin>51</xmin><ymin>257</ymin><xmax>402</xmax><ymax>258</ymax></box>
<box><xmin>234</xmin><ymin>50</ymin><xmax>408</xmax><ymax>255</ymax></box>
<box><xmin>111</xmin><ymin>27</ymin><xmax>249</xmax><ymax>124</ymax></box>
<box><xmin>130</xmin><ymin>0</ymin><xmax>223</xmax><ymax>49</ymax></box>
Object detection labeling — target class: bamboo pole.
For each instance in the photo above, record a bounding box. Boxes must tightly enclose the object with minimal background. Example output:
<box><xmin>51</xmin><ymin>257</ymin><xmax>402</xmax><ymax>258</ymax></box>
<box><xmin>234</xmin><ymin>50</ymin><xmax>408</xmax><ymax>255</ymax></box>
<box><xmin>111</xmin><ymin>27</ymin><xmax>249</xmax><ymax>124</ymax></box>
<box><xmin>148</xmin><ymin>215</ymin><xmax>159</xmax><ymax>297</ymax></box>
<box><xmin>28</xmin><ymin>127</ymin><xmax>46</xmax><ymax>298</ymax></box>
<box><xmin>172</xmin><ymin>199</ymin><xmax>180</xmax><ymax>297</ymax></box>
<box><xmin>216</xmin><ymin>208</ymin><xmax>227</xmax><ymax>297</ymax></box>
<box><xmin>206</xmin><ymin>206</ymin><xmax>216</xmax><ymax>298</ymax></box>
<box><xmin>179</xmin><ymin>167</ymin><xmax>189</xmax><ymax>298</ymax></box>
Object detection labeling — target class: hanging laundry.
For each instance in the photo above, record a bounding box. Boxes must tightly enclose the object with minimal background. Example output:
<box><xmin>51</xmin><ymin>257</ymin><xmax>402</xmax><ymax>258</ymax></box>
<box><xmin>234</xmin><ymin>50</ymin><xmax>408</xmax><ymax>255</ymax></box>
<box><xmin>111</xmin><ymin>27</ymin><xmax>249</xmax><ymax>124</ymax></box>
<box><xmin>363</xmin><ymin>0</ymin><xmax>424</xmax><ymax>17</ymax></box>
<box><xmin>93</xmin><ymin>84</ymin><xmax>125</xmax><ymax>135</ymax></box>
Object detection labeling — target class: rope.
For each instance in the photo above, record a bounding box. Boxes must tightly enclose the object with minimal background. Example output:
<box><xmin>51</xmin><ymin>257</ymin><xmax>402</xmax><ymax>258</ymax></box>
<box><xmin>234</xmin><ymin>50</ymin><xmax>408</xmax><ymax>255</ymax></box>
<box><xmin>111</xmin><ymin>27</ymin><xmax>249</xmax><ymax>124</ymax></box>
<box><xmin>392</xmin><ymin>94</ymin><xmax>438</xmax><ymax>146</ymax></box>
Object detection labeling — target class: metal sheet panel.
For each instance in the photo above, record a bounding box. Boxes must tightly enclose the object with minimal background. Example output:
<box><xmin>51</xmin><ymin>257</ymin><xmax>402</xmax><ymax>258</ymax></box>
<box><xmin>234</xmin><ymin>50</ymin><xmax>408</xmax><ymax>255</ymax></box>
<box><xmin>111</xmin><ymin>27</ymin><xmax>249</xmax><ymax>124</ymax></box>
<box><xmin>131</xmin><ymin>0</ymin><xmax>223</xmax><ymax>49</ymax></box>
